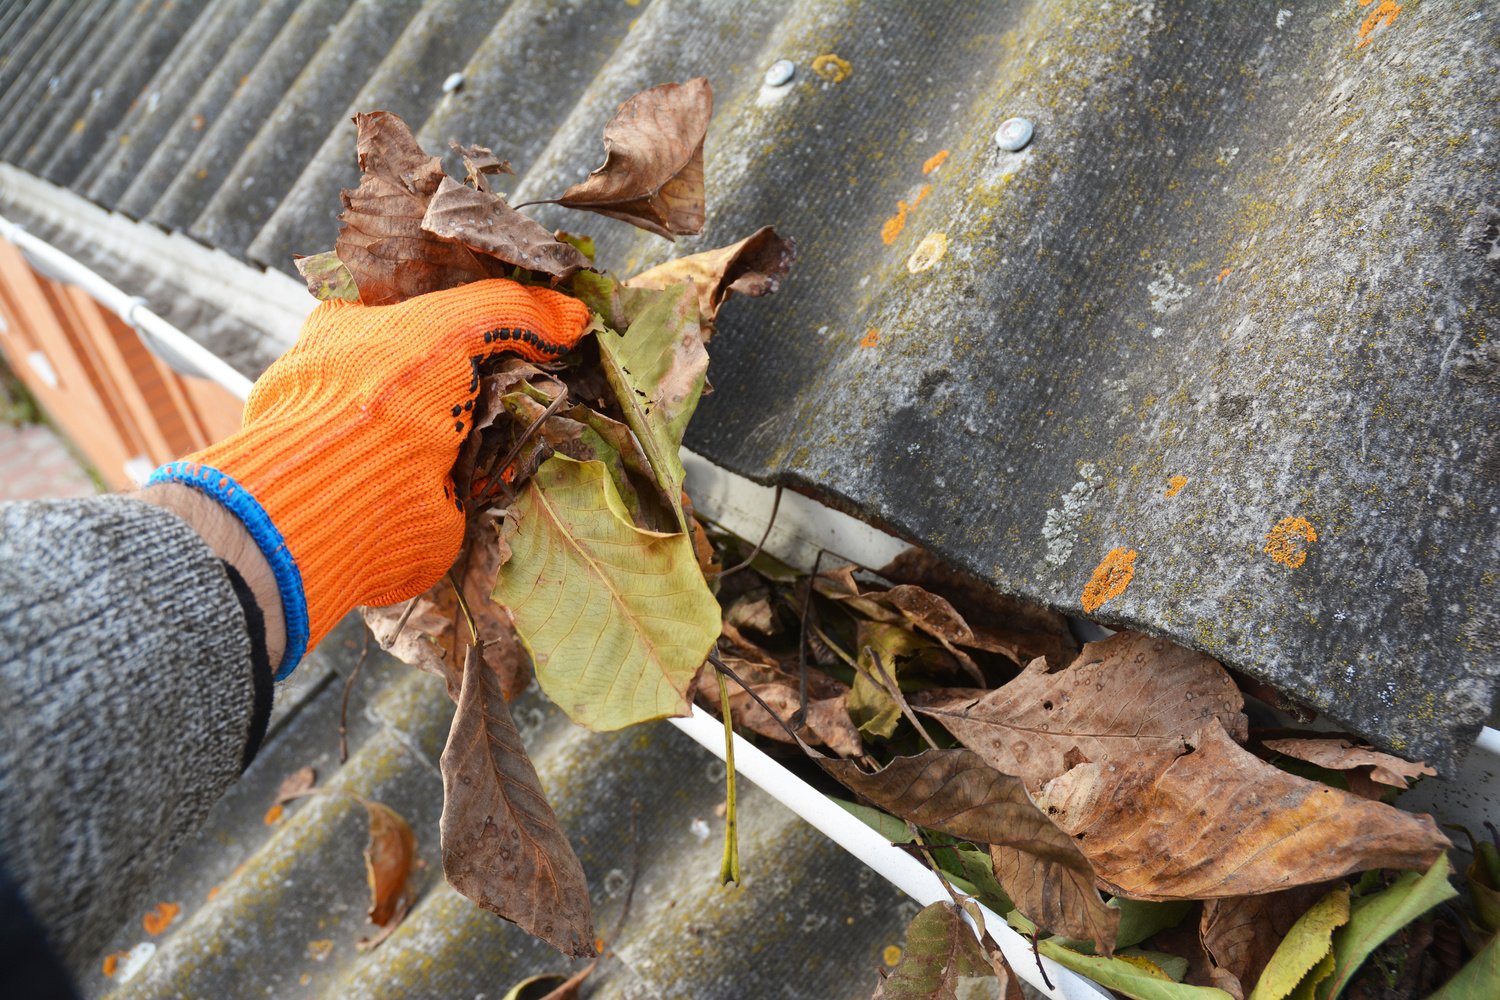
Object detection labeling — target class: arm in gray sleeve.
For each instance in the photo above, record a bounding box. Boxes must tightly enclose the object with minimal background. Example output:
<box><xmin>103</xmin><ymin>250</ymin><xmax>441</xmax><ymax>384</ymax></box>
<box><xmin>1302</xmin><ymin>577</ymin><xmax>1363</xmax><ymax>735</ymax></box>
<box><xmin>0</xmin><ymin>496</ymin><xmax>272</xmax><ymax>974</ymax></box>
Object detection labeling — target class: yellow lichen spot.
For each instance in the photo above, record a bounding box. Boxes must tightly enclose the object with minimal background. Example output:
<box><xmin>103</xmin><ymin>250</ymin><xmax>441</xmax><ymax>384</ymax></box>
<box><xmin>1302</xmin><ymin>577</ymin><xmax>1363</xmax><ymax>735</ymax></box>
<box><xmin>142</xmin><ymin>901</ymin><xmax>180</xmax><ymax>936</ymax></box>
<box><xmin>922</xmin><ymin>149</ymin><xmax>950</xmax><ymax>174</ymax></box>
<box><xmin>1081</xmin><ymin>547</ymin><xmax>1138</xmax><ymax>614</ymax></box>
<box><xmin>624</xmin><ymin>0</ymin><xmax>641</xmax><ymax>5</ymax></box>
<box><xmin>1264</xmin><ymin>516</ymin><xmax>1317</xmax><ymax>568</ymax></box>
<box><xmin>1356</xmin><ymin>0</ymin><xmax>1400</xmax><ymax>49</ymax></box>
<box><xmin>883</xmin><ymin>944</ymin><xmax>903</xmax><ymax>966</ymax></box>
<box><xmin>1216</xmin><ymin>267</ymin><xmax>1232</xmax><ymax>283</ymax></box>
<box><xmin>102</xmin><ymin>951</ymin><xmax>127</xmax><ymax>978</ymax></box>
<box><xmin>71</xmin><ymin>119</ymin><xmax>86</xmax><ymax>135</ymax></box>
<box><xmin>811</xmin><ymin>54</ymin><xmax>853</xmax><ymax>82</ymax></box>
<box><xmin>907</xmin><ymin>232</ymin><xmax>948</xmax><ymax>273</ymax></box>
<box><xmin>1165</xmin><ymin>475</ymin><xmax>1187</xmax><ymax>497</ymax></box>
<box><xmin>306</xmin><ymin>939</ymin><xmax>334</xmax><ymax>962</ymax></box>
<box><xmin>263</xmin><ymin>802</ymin><xmax>285</xmax><ymax>825</ymax></box>
<box><xmin>860</xmin><ymin>328</ymin><xmax>880</xmax><ymax>348</ymax></box>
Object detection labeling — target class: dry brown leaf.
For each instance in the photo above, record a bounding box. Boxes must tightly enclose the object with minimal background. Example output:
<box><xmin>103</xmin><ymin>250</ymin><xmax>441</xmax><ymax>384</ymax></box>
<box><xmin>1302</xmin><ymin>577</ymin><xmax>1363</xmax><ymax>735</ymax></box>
<box><xmin>622</xmin><ymin>226</ymin><xmax>795</xmax><ymax>324</ymax></box>
<box><xmin>1199</xmin><ymin>885</ymin><xmax>1327</xmax><ymax>1000</ymax></box>
<box><xmin>1262</xmin><ymin>737</ymin><xmax>1436</xmax><ymax>791</ymax></box>
<box><xmin>451</xmin><ymin>140</ymin><xmax>512</xmax><ymax>193</ymax></box>
<box><xmin>914</xmin><ymin>632</ymin><xmax>1248</xmax><ymax>792</ymax></box>
<box><xmin>879</xmin><ymin>548</ymin><xmax>1079</xmax><ymax>669</ymax></box>
<box><xmin>335</xmin><ymin>111</ymin><xmax>494</xmax><ymax>305</ymax></box>
<box><xmin>274</xmin><ymin>766</ymin><xmax>317</xmax><ymax>805</ymax></box>
<box><xmin>422</xmin><ymin>176</ymin><xmax>590</xmax><ymax>282</ymax></box>
<box><xmin>1033</xmin><ymin>721</ymin><xmax>1451</xmax><ymax>900</ymax></box>
<box><xmin>361</xmin><ymin>799</ymin><xmax>417</xmax><ymax>927</ymax></box>
<box><xmin>557</xmin><ymin>78</ymin><xmax>712</xmax><ymax>239</ymax></box>
<box><xmin>814</xmin><ymin>747</ymin><xmax>1119</xmax><ymax>953</ymax></box>
<box><xmin>697</xmin><ymin>656</ymin><xmax>862</xmax><ymax>757</ymax></box>
<box><xmin>440</xmin><ymin>646</ymin><xmax>595</xmax><ymax>957</ymax></box>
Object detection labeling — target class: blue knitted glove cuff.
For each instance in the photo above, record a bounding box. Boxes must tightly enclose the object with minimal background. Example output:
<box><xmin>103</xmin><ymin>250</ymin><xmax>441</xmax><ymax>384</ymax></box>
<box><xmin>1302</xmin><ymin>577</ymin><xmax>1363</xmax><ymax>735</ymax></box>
<box><xmin>148</xmin><ymin>460</ymin><xmax>309</xmax><ymax>680</ymax></box>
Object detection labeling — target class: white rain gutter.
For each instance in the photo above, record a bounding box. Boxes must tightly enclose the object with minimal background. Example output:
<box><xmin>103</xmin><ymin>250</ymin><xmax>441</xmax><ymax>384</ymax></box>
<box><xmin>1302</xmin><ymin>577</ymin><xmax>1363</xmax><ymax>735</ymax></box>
<box><xmin>5</xmin><ymin>219</ymin><xmax>1495</xmax><ymax>1000</ymax></box>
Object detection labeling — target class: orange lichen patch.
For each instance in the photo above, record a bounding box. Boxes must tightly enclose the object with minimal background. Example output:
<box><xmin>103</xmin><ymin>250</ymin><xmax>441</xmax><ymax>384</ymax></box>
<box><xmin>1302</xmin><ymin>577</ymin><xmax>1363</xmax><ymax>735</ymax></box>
<box><xmin>206</xmin><ymin>884</ymin><xmax>221</xmax><ymax>902</ymax></box>
<box><xmin>883</xmin><ymin>944</ymin><xmax>903</xmax><ymax>966</ymax></box>
<box><xmin>1081</xmin><ymin>547</ymin><xmax>1138</xmax><ymax>614</ymax></box>
<box><xmin>142</xmin><ymin>901</ymin><xmax>180</xmax><ymax>936</ymax></box>
<box><xmin>860</xmin><ymin>328</ymin><xmax>880</xmax><ymax>348</ymax></box>
<box><xmin>1264</xmin><ymin>516</ymin><xmax>1317</xmax><ymax>568</ymax></box>
<box><xmin>1357</xmin><ymin>0</ymin><xmax>1400</xmax><ymax>48</ymax></box>
<box><xmin>811</xmin><ymin>53</ymin><xmax>853</xmax><ymax>82</ymax></box>
<box><xmin>1216</xmin><ymin>267</ymin><xmax>1232</xmax><ymax>283</ymax></box>
<box><xmin>880</xmin><ymin>184</ymin><xmax>932</xmax><ymax>245</ymax></box>
<box><xmin>191</xmin><ymin>114</ymin><xmax>206</xmax><ymax>131</ymax></box>
<box><xmin>102</xmin><ymin>951</ymin><xmax>128</xmax><ymax>978</ymax></box>
<box><xmin>922</xmin><ymin>149</ymin><xmax>950</xmax><ymax>174</ymax></box>
<box><xmin>263</xmin><ymin>802</ymin><xmax>285</xmax><ymax>825</ymax></box>
<box><xmin>1165</xmin><ymin>475</ymin><xmax>1188</xmax><ymax>497</ymax></box>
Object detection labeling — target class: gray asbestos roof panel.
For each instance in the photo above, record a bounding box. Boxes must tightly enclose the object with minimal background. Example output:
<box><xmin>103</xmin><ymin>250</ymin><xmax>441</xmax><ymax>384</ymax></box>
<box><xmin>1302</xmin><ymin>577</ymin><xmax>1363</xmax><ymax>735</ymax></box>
<box><xmin>3</xmin><ymin>2</ymin><xmax>1498</xmax><ymax>995</ymax></box>
<box><xmin>0</xmin><ymin>0</ymin><xmax>1494</xmax><ymax>781</ymax></box>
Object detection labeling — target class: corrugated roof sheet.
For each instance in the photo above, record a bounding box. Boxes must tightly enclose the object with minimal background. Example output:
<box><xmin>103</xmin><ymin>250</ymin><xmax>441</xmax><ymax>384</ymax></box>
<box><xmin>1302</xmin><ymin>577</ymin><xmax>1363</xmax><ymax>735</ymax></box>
<box><xmin>1</xmin><ymin>0</ymin><xmax>1497</xmax><ymax>991</ymax></box>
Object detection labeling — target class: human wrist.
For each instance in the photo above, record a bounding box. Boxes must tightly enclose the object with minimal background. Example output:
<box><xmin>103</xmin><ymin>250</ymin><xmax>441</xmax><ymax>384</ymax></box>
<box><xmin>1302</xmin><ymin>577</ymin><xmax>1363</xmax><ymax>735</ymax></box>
<box><xmin>135</xmin><ymin>481</ymin><xmax>288</xmax><ymax>674</ymax></box>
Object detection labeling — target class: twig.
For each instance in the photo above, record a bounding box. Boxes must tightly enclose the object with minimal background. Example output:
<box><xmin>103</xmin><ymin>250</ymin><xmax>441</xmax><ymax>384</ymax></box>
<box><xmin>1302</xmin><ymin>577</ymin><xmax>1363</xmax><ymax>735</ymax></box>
<box><xmin>867</xmin><ymin>647</ymin><xmax>941</xmax><ymax>752</ymax></box>
<box><xmin>794</xmin><ymin>549</ymin><xmax>827</xmax><ymax>728</ymax></box>
<box><xmin>712</xmin><ymin>485</ymin><xmax>782</xmax><ymax>580</ymax></box>
<box><xmin>379</xmin><ymin>597</ymin><xmax>421</xmax><ymax>650</ymax></box>
<box><xmin>447</xmin><ymin>570</ymin><xmax>481</xmax><ymax>646</ymax></box>
<box><xmin>707</xmin><ymin>649</ymin><xmax>802</xmax><ymax>745</ymax></box>
<box><xmin>340</xmin><ymin>624</ymin><xmax>372</xmax><ymax>763</ymax></box>
<box><xmin>716</xmin><ymin>669</ymin><xmax>741</xmax><ymax>885</ymax></box>
<box><xmin>472</xmin><ymin>385</ymin><xmax>569</xmax><ymax>509</ymax></box>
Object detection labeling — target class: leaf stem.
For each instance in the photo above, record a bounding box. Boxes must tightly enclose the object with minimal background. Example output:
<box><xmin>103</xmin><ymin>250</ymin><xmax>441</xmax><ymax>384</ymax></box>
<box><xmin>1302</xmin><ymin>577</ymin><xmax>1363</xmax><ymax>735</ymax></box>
<box><xmin>447</xmin><ymin>570</ymin><xmax>481</xmax><ymax>646</ymax></box>
<box><xmin>716</xmin><ymin>669</ymin><xmax>741</xmax><ymax>886</ymax></box>
<box><xmin>712</xmin><ymin>485</ymin><xmax>782</xmax><ymax>580</ymax></box>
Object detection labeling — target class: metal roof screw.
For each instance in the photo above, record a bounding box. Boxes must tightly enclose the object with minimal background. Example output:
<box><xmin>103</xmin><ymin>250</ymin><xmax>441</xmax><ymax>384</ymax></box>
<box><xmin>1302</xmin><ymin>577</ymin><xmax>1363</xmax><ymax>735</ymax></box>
<box><xmin>442</xmin><ymin>72</ymin><xmax>464</xmax><ymax>94</ymax></box>
<box><xmin>994</xmin><ymin>117</ymin><xmax>1034</xmax><ymax>152</ymax></box>
<box><xmin>765</xmin><ymin>60</ymin><xmax>796</xmax><ymax>87</ymax></box>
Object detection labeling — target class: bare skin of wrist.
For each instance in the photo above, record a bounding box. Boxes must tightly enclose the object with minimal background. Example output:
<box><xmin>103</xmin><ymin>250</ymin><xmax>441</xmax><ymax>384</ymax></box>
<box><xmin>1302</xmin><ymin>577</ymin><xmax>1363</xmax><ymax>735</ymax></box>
<box><xmin>134</xmin><ymin>483</ymin><xmax>287</xmax><ymax>670</ymax></box>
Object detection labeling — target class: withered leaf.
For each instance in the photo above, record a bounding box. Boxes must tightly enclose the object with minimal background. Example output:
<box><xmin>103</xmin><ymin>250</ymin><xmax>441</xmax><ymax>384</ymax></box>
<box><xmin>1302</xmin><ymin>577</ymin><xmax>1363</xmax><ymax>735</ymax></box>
<box><xmin>451</xmin><ymin>140</ymin><xmax>512</xmax><ymax>193</ymax></box>
<box><xmin>1200</xmin><ymin>886</ymin><xmax>1328</xmax><ymax>1000</ymax></box>
<box><xmin>557</xmin><ymin>78</ymin><xmax>712</xmax><ymax>239</ymax></box>
<box><xmin>292</xmin><ymin>250</ymin><xmax>360</xmax><ymax>302</ymax></box>
<box><xmin>915</xmin><ymin>632</ymin><xmax>1248</xmax><ymax>792</ymax></box>
<box><xmin>697</xmin><ymin>656</ymin><xmax>862</xmax><ymax>757</ymax></box>
<box><xmin>1033</xmin><ymin>721</ymin><xmax>1451</xmax><ymax>901</ymax></box>
<box><xmin>879</xmin><ymin>547</ymin><xmax>1079</xmax><ymax>669</ymax></box>
<box><xmin>440</xmin><ymin>646</ymin><xmax>595</xmax><ymax>957</ymax></box>
<box><xmin>422</xmin><ymin>176</ymin><xmax>590</xmax><ymax>282</ymax></box>
<box><xmin>274</xmin><ymin>766</ymin><xmax>317</xmax><ymax>805</ymax></box>
<box><xmin>335</xmin><ymin>111</ymin><xmax>494</xmax><ymax>305</ymax></box>
<box><xmin>814</xmin><ymin>747</ymin><xmax>1118</xmax><ymax>953</ymax></box>
<box><xmin>360</xmin><ymin>799</ymin><xmax>416</xmax><ymax>928</ymax></box>
<box><xmin>622</xmin><ymin>226</ymin><xmax>795</xmax><ymax>326</ymax></box>
<box><xmin>873</xmin><ymin>902</ymin><xmax>1004</xmax><ymax>999</ymax></box>
<box><xmin>1262</xmin><ymin>738</ymin><xmax>1435</xmax><ymax>791</ymax></box>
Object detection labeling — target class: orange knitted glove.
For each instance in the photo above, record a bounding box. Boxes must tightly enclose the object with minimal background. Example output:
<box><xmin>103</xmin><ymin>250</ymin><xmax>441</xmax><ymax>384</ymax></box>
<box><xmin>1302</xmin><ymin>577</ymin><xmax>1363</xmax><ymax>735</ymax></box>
<box><xmin>150</xmin><ymin>279</ymin><xmax>591</xmax><ymax>678</ymax></box>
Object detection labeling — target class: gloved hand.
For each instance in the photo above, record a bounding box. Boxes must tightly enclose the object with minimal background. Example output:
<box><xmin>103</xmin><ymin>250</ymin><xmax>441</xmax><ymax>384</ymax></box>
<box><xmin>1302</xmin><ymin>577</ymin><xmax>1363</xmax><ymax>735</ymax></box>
<box><xmin>151</xmin><ymin>279</ymin><xmax>591</xmax><ymax>678</ymax></box>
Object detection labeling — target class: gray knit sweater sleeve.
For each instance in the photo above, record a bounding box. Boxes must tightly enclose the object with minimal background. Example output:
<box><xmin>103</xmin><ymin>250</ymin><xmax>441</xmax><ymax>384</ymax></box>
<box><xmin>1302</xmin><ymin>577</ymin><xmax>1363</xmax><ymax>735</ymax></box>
<box><xmin>0</xmin><ymin>495</ymin><xmax>263</xmax><ymax>974</ymax></box>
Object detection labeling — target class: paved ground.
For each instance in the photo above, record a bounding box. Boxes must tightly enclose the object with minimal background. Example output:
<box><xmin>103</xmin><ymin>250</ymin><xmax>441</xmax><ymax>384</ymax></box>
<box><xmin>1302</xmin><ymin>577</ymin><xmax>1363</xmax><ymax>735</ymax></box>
<box><xmin>0</xmin><ymin>422</ymin><xmax>98</xmax><ymax>501</ymax></box>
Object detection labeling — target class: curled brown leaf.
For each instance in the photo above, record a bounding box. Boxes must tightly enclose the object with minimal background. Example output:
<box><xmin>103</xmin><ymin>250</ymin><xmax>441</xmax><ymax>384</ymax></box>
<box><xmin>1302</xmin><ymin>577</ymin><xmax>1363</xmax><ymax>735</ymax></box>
<box><xmin>335</xmin><ymin>111</ymin><xmax>494</xmax><ymax>305</ymax></box>
<box><xmin>451</xmin><ymin>140</ymin><xmax>512</xmax><ymax>193</ymax></box>
<box><xmin>1262</xmin><ymin>737</ymin><xmax>1435</xmax><ymax>791</ymax></box>
<box><xmin>1033</xmin><ymin>721</ymin><xmax>1451</xmax><ymax>900</ymax></box>
<box><xmin>422</xmin><ymin>176</ymin><xmax>590</xmax><ymax>282</ymax></box>
<box><xmin>557</xmin><ymin>78</ymin><xmax>712</xmax><ymax>239</ymax></box>
<box><xmin>361</xmin><ymin>799</ymin><xmax>417</xmax><ymax>928</ymax></box>
<box><xmin>440</xmin><ymin>646</ymin><xmax>595</xmax><ymax>957</ymax></box>
<box><xmin>622</xmin><ymin>226</ymin><xmax>795</xmax><ymax>327</ymax></box>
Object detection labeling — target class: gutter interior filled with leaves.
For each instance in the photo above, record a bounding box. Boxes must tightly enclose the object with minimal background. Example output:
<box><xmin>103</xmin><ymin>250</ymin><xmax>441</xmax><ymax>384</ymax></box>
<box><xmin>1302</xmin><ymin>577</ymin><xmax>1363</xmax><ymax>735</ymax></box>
<box><xmin>267</xmin><ymin>80</ymin><xmax>1496</xmax><ymax>1000</ymax></box>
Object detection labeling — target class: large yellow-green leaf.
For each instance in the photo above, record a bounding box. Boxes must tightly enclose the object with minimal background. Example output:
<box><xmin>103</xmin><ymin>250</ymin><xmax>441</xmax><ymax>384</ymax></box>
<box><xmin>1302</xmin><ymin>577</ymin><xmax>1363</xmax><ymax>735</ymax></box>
<box><xmin>495</xmin><ymin>455</ymin><xmax>719</xmax><ymax>730</ymax></box>
<box><xmin>594</xmin><ymin>281</ymin><xmax>706</xmax><ymax>532</ymax></box>
<box><xmin>1426</xmin><ymin>926</ymin><xmax>1500</xmax><ymax>1000</ymax></box>
<box><xmin>1039</xmin><ymin>940</ymin><xmax>1235</xmax><ymax>1000</ymax></box>
<box><xmin>1317</xmin><ymin>854</ymin><xmax>1457</xmax><ymax>1000</ymax></box>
